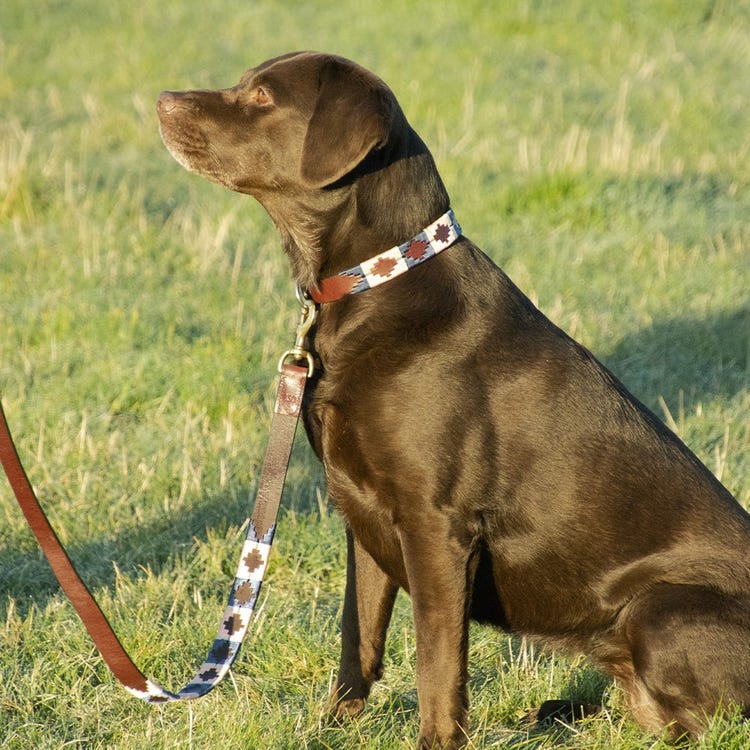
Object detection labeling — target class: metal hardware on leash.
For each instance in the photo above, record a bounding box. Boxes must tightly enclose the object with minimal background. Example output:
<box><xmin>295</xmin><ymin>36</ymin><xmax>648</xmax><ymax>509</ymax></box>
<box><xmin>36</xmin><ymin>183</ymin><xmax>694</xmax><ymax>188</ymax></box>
<box><xmin>278</xmin><ymin>284</ymin><xmax>317</xmax><ymax>378</ymax></box>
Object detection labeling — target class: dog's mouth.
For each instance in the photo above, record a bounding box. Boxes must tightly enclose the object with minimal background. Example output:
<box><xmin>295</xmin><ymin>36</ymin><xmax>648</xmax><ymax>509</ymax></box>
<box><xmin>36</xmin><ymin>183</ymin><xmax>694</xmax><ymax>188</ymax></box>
<box><xmin>157</xmin><ymin>91</ymin><xmax>228</xmax><ymax>186</ymax></box>
<box><xmin>158</xmin><ymin>122</ymin><xmax>201</xmax><ymax>173</ymax></box>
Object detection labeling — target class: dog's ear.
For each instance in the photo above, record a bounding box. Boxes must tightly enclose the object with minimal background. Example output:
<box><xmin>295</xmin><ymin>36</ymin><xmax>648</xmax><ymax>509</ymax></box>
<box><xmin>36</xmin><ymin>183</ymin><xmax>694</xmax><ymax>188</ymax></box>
<box><xmin>300</xmin><ymin>60</ymin><xmax>392</xmax><ymax>188</ymax></box>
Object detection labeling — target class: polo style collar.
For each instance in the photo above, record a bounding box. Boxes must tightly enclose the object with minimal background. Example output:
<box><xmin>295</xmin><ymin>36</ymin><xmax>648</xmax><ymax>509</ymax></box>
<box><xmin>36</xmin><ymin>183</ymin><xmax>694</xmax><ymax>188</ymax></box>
<box><xmin>309</xmin><ymin>209</ymin><xmax>461</xmax><ymax>303</ymax></box>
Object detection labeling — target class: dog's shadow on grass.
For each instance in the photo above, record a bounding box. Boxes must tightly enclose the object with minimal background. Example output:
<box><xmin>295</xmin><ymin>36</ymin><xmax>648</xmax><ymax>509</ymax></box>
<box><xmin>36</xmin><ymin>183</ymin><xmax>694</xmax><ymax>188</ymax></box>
<box><xmin>1</xmin><ymin>306</ymin><xmax>747</xmax><ymax>617</ymax></box>
<box><xmin>601</xmin><ymin>306</ymin><xmax>749</xmax><ymax>416</ymax></box>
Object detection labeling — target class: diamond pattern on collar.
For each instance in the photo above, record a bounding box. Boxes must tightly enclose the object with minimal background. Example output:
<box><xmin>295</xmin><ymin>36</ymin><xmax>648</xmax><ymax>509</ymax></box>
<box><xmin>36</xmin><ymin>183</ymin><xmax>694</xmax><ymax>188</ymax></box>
<box><xmin>310</xmin><ymin>209</ymin><xmax>462</xmax><ymax>303</ymax></box>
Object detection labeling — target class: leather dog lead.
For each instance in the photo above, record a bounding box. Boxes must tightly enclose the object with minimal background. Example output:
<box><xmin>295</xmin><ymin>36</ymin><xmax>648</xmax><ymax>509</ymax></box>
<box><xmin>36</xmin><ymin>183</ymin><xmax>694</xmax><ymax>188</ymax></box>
<box><xmin>0</xmin><ymin>291</ymin><xmax>316</xmax><ymax>702</ymax></box>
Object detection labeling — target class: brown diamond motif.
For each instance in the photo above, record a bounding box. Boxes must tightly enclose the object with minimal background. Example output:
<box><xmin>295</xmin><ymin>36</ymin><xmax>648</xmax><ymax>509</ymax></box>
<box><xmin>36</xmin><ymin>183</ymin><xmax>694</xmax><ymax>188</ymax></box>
<box><xmin>433</xmin><ymin>223</ymin><xmax>451</xmax><ymax>244</ymax></box>
<box><xmin>234</xmin><ymin>581</ymin><xmax>254</xmax><ymax>606</ymax></box>
<box><xmin>371</xmin><ymin>256</ymin><xmax>398</xmax><ymax>278</ymax></box>
<box><xmin>405</xmin><ymin>239</ymin><xmax>430</xmax><ymax>261</ymax></box>
<box><xmin>224</xmin><ymin>613</ymin><xmax>245</xmax><ymax>636</ymax></box>
<box><xmin>244</xmin><ymin>548</ymin><xmax>264</xmax><ymax>573</ymax></box>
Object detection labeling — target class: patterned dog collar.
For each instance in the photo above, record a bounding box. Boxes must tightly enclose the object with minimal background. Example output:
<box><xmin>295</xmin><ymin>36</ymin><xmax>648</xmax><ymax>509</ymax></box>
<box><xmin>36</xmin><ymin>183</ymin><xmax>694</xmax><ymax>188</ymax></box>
<box><xmin>309</xmin><ymin>209</ymin><xmax>462</xmax><ymax>303</ymax></box>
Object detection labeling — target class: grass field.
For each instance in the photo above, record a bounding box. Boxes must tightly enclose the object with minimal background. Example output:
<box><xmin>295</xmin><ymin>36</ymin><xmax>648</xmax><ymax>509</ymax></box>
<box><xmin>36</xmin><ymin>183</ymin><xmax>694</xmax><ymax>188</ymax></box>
<box><xmin>1</xmin><ymin>1</ymin><xmax>749</xmax><ymax>747</ymax></box>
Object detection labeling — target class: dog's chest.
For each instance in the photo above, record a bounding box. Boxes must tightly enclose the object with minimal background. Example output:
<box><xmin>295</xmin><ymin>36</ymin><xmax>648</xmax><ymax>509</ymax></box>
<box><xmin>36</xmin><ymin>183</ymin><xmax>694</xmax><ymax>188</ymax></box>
<box><xmin>303</xmin><ymin>384</ymin><xmax>411</xmax><ymax>584</ymax></box>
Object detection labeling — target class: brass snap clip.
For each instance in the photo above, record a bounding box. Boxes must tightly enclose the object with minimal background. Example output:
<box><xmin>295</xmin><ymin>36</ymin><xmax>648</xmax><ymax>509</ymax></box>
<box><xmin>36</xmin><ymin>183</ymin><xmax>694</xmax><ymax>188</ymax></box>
<box><xmin>277</xmin><ymin>285</ymin><xmax>317</xmax><ymax>378</ymax></box>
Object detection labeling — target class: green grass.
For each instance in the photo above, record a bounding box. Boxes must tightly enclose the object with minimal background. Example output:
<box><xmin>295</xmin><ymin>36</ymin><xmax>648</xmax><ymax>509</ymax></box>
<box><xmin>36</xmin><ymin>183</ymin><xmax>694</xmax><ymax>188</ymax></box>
<box><xmin>1</xmin><ymin>0</ymin><xmax>749</xmax><ymax>747</ymax></box>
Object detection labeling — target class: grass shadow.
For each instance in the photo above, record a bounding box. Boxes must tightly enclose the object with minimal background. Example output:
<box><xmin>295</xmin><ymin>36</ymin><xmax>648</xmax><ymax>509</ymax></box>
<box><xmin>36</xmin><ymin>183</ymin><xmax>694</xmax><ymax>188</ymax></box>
<box><xmin>602</xmin><ymin>306</ymin><xmax>749</xmax><ymax>415</ymax></box>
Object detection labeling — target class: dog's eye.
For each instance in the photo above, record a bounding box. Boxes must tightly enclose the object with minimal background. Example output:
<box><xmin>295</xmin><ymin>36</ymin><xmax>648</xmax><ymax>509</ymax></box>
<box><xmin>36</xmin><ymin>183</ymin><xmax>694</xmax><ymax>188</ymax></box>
<box><xmin>252</xmin><ymin>86</ymin><xmax>273</xmax><ymax>106</ymax></box>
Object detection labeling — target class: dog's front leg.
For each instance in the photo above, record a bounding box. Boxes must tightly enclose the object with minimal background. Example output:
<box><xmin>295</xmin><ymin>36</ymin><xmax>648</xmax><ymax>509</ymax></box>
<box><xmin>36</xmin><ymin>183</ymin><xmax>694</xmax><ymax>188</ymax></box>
<box><xmin>330</xmin><ymin>527</ymin><xmax>399</xmax><ymax>719</ymax></box>
<box><xmin>401</xmin><ymin>523</ymin><xmax>472</xmax><ymax>750</ymax></box>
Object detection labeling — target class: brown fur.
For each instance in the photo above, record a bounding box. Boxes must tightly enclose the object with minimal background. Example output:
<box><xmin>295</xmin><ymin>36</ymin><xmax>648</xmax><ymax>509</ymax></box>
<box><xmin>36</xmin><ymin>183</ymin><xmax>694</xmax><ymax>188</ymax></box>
<box><xmin>157</xmin><ymin>51</ymin><xmax>750</xmax><ymax>748</ymax></box>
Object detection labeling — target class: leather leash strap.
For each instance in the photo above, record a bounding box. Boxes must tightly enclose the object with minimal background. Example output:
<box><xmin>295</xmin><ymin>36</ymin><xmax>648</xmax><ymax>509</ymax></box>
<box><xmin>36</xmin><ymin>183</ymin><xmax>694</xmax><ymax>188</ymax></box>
<box><xmin>0</xmin><ymin>362</ymin><xmax>308</xmax><ymax>702</ymax></box>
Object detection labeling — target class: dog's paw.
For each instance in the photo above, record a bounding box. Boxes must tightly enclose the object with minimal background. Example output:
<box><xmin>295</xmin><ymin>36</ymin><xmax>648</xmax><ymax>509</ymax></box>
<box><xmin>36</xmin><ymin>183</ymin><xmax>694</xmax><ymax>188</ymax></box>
<box><xmin>324</xmin><ymin>694</ymin><xmax>367</xmax><ymax>726</ymax></box>
<box><xmin>333</xmin><ymin>696</ymin><xmax>367</xmax><ymax>719</ymax></box>
<box><xmin>417</xmin><ymin>731</ymin><xmax>466</xmax><ymax>749</ymax></box>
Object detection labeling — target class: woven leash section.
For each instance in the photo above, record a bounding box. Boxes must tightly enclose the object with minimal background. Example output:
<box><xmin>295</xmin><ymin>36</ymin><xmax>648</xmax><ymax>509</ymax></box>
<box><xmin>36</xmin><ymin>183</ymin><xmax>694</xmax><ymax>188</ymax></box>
<box><xmin>128</xmin><ymin>362</ymin><xmax>308</xmax><ymax>702</ymax></box>
<box><xmin>0</xmin><ymin>353</ymin><xmax>309</xmax><ymax>702</ymax></box>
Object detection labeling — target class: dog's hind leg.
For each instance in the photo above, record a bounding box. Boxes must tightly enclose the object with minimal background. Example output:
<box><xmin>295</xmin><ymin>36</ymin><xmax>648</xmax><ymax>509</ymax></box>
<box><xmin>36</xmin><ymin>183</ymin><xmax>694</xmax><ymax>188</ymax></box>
<box><xmin>623</xmin><ymin>582</ymin><xmax>750</xmax><ymax>739</ymax></box>
<box><xmin>329</xmin><ymin>528</ymin><xmax>398</xmax><ymax>719</ymax></box>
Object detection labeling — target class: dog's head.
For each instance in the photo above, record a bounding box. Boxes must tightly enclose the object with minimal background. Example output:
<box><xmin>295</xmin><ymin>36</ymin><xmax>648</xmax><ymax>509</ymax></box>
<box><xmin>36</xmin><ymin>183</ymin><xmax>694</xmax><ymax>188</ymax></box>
<box><xmin>157</xmin><ymin>52</ymin><xmax>450</xmax><ymax>287</ymax></box>
<box><xmin>157</xmin><ymin>51</ymin><xmax>396</xmax><ymax>195</ymax></box>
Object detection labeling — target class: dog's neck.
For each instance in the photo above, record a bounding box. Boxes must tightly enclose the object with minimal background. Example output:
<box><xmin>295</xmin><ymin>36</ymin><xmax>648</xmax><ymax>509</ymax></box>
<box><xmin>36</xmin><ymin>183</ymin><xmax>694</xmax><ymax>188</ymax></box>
<box><xmin>261</xmin><ymin>150</ymin><xmax>451</xmax><ymax>292</ymax></box>
<box><xmin>260</xmin><ymin>190</ymin><xmax>347</xmax><ymax>290</ymax></box>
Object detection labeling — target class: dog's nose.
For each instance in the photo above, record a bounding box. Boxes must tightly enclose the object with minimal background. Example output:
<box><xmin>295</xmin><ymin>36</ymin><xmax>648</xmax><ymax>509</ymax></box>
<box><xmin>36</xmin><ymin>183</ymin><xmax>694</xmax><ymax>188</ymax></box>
<box><xmin>157</xmin><ymin>91</ymin><xmax>180</xmax><ymax>115</ymax></box>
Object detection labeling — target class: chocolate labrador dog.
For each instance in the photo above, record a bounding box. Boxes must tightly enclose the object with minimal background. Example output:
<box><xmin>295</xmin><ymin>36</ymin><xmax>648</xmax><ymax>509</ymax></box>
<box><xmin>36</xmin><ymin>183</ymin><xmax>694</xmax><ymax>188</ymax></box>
<box><xmin>157</xmin><ymin>52</ymin><xmax>750</xmax><ymax>748</ymax></box>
